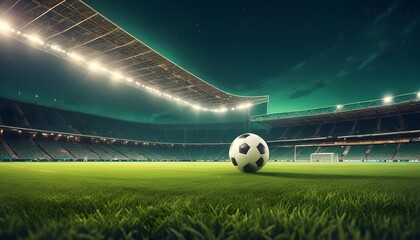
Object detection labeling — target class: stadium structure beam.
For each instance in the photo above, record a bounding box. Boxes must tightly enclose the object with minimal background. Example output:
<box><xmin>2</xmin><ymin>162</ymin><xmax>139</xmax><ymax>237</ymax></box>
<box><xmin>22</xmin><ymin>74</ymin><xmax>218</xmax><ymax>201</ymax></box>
<box><xmin>0</xmin><ymin>0</ymin><xmax>269</xmax><ymax>112</ymax></box>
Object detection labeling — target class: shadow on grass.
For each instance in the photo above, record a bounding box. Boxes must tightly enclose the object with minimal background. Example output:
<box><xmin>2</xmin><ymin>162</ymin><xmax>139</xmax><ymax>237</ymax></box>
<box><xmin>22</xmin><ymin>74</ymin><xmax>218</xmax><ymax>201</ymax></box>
<box><xmin>256</xmin><ymin>172</ymin><xmax>415</xmax><ymax>180</ymax></box>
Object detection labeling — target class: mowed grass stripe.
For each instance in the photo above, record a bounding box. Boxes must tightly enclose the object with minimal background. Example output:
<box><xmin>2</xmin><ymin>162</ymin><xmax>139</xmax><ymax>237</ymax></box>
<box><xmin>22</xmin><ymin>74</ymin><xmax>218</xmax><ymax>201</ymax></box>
<box><xmin>0</xmin><ymin>162</ymin><xmax>419</xmax><ymax>239</ymax></box>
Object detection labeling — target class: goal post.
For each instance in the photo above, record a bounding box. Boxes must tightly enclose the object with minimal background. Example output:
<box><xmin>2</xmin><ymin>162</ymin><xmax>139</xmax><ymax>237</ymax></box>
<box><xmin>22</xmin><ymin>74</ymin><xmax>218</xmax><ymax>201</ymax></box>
<box><xmin>310</xmin><ymin>153</ymin><xmax>338</xmax><ymax>162</ymax></box>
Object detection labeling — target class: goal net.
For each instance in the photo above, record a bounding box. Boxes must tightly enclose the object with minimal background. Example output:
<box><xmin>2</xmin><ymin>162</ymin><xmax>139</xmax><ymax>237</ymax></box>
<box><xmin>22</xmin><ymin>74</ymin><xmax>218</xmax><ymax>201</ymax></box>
<box><xmin>310</xmin><ymin>153</ymin><xmax>338</xmax><ymax>162</ymax></box>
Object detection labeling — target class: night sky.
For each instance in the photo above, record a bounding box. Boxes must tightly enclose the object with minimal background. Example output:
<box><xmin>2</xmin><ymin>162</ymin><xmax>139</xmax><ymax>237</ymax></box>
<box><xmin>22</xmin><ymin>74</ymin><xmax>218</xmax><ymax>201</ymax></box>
<box><xmin>84</xmin><ymin>0</ymin><xmax>420</xmax><ymax>113</ymax></box>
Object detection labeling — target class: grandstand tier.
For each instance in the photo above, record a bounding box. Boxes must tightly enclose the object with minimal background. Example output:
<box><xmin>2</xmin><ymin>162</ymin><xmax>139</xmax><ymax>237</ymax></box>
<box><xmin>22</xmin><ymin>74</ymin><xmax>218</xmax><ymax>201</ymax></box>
<box><xmin>1</xmin><ymin>97</ymin><xmax>420</xmax><ymax>144</ymax></box>
<box><xmin>0</xmin><ymin>95</ymin><xmax>419</xmax><ymax>162</ymax></box>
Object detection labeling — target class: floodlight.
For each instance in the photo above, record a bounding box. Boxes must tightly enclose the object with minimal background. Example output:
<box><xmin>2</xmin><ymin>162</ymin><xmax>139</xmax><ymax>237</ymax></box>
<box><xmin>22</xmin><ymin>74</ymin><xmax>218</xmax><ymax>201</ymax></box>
<box><xmin>68</xmin><ymin>53</ymin><xmax>82</xmax><ymax>62</ymax></box>
<box><xmin>163</xmin><ymin>93</ymin><xmax>173</xmax><ymax>99</ymax></box>
<box><xmin>383</xmin><ymin>96</ymin><xmax>393</xmax><ymax>104</ymax></box>
<box><xmin>111</xmin><ymin>72</ymin><xmax>124</xmax><ymax>80</ymax></box>
<box><xmin>417</xmin><ymin>92</ymin><xmax>420</xmax><ymax>98</ymax></box>
<box><xmin>88</xmin><ymin>62</ymin><xmax>104</xmax><ymax>72</ymax></box>
<box><xmin>27</xmin><ymin>35</ymin><xmax>44</xmax><ymax>45</ymax></box>
<box><xmin>237</xmin><ymin>102</ymin><xmax>252</xmax><ymax>109</ymax></box>
<box><xmin>0</xmin><ymin>20</ymin><xmax>11</xmax><ymax>33</ymax></box>
<box><xmin>336</xmin><ymin>104</ymin><xmax>343</xmax><ymax>110</ymax></box>
<box><xmin>219</xmin><ymin>107</ymin><xmax>228</xmax><ymax>112</ymax></box>
<box><xmin>51</xmin><ymin>45</ymin><xmax>62</xmax><ymax>52</ymax></box>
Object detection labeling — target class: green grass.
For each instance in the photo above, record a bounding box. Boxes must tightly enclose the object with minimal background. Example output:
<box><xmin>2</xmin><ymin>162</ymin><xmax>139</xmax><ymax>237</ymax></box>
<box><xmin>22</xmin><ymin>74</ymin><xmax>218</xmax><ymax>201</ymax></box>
<box><xmin>0</xmin><ymin>162</ymin><xmax>419</xmax><ymax>239</ymax></box>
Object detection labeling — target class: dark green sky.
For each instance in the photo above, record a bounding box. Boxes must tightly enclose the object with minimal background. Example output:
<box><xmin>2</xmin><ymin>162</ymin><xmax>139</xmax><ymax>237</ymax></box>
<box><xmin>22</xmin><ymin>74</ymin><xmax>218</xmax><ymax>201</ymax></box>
<box><xmin>84</xmin><ymin>0</ymin><xmax>420</xmax><ymax>113</ymax></box>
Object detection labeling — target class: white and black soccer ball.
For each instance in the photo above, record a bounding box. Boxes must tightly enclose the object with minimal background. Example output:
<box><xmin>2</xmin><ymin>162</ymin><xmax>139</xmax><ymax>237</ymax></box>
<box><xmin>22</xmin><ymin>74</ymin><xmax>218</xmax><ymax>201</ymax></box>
<box><xmin>229</xmin><ymin>133</ymin><xmax>269</xmax><ymax>173</ymax></box>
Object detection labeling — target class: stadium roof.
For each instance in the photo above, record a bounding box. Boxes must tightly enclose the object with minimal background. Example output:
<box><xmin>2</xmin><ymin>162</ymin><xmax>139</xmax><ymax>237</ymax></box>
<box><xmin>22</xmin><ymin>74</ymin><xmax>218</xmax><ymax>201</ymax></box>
<box><xmin>0</xmin><ymin>0</ymin><xmax>268</xmax><ymax>112</ymax></box>
<box><xmin>252</xmin><ymin>92</ymin><xmax>420</xmax><ymax>126</ymax></box>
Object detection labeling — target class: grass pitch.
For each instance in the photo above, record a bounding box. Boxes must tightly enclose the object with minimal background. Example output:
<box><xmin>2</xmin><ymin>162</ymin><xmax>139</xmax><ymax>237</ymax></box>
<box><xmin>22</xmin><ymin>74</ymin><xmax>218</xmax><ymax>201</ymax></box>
<box><xmin>0</xmin><ymin>162</ymin><xmax>419</xmax><ymax>239</ymax></box>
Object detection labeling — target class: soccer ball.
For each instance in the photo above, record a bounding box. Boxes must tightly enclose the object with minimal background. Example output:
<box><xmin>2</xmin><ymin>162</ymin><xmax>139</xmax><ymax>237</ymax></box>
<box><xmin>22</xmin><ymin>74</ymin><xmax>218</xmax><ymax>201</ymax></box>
<box><xmin>229</xmin><ymin>133</ymin><xmax>269</xmax><ymax>173</ymax></box>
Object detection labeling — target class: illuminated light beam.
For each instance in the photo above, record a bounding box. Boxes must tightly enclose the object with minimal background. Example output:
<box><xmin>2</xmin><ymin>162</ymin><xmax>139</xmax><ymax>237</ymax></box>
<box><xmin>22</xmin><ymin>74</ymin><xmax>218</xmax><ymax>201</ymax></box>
<box><xmin>417</xmin><ymin>92</ymin><xmax>420</xmax><ymax>98</ymax></box>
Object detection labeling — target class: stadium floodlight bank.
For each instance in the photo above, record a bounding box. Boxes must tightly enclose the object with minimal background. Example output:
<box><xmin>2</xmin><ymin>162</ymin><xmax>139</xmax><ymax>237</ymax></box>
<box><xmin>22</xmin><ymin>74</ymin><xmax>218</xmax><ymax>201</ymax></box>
<box><xmin>310</xmin><ymin>153</ymin><xmax>338</xmax><ymax>162</ymax></box>
<box><xmin>0</xmin><ymin>0</ymin><xmax>268</xmax><ymax>112</ymax></box>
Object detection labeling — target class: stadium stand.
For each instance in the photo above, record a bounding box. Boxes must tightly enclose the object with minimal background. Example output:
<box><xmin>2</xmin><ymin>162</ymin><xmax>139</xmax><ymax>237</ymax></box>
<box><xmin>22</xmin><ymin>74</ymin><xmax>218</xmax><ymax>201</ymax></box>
<box><xmin>270</xmin><ymin>147</ymin><xmax>295</xmax><ymax>161</ymax></box>
<box><xmin>404</xmin><ymin>113</ymin><xmax>420</xmax><ymax>131</ymax></box>
<box><xmin>35</xmin><ymin>139</ymin><xmax>74</xmax><ymax>160</ymax></box>
<box><xmin>296</xmin><ymin>146</ymin><xmax>319</xmax><ymax>161</ymax></box>
<box><xmin>38</xmin><ymin>109</ymin><xmax>78</xmax><ymax>134</ymax></box>
<box><xmin>203</xmin><ymin>147</ymin><xmax>228</xmax><ymax>161</ymax></box>
<box><xmin>367</xmin><ymin>144</ymin><xmax>398</xmax><ymax>161</ymax></box>
<box><xmin>0</xmin><ymin>95</ymin><xmax>419</xmax><ymax>162</ymax></box>
<box><xmin>58</xmin><ymin>111</ymin><xmax>96</xmax><ymax>136</ymax></box>
<box><xmin>6</xmin><ymin>137</ymin><xmax>50</xmax><ymax>160</ymax></box>
<box><xmin>333</xmin><ymin>121</ymin><xmax>354</xmax><ymax>136</ymax></box>
<box><xmin>96</xmin><ymin>144</ymin><xmax>129</xmax><ymax>161</ymax></box>
<box><xmin>316</xmin><ymin>123</ymin><xmax>335</xmax><ymax>137</ymax></box>
<box><xmin>19</xmin><ymin>104</ymin><xmax>52</xmax><ymax>131</ymax></box>
<box><xmin>2</xmin><ymin>97</ymin><xmax>420</xmax><ymax>145</ymax></box>
<box><xmin>282</xmin><ymin>126</ymin><xmax>302</xmax><ymax>139</ymax></box>
<box><xmin>60</xmin><ymin>141</ymin><xmax>99</xmax><ymax>160</ymax></box>
<box><xmin>299</xmin><ymin>124</ymin><xmax>318</xmax><ymax>138</ymax></box>
<box><xmin>395</xmin><ymin>143</ymin><xmax>420</xmax><ymax>161</ymax></box>
<box><xmin>379</xmin><ymin>116</ymin><xmax>401</xmax><ymax>133</ymax></box>
<box><xmin>267</xmin><ymin>127</ymin><xmax>288</xmax><ymax>140</ymax></box>
<box><xmin>343</xmin><ymin>146</ymin><xmax>368</xmax><ymax>161</ymax></box>
<box><xmin>351</xmin><ymin>119</ymin><xmax>378</xmax><ymax>135</ymax></box>
<box><xmin>0</xmin><ymin>142</ymin><xmax>11</xmax><ymax>160</ymax></box>
<box><xmin>82</xmin><ymin>143</ymin><xmax>116</xmax><ymax>160</ymax></box>
<box><xmin>110</xmin><ymin>144</ymin><xmax>147</xmax><ymax>161</ymax></box>
<box><xmin>0</xmin><ymin>104</ymin><xmax>29</xmax><ymax>128</ymax></box>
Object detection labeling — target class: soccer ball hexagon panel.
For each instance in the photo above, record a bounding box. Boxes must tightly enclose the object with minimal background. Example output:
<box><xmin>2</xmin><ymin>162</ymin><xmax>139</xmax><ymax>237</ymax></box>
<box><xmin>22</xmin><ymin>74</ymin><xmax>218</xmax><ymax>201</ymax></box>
<box><xmin>229</xmin><ymin>133</ymin><xmax>269</xmax><ymax>173</ymax></box>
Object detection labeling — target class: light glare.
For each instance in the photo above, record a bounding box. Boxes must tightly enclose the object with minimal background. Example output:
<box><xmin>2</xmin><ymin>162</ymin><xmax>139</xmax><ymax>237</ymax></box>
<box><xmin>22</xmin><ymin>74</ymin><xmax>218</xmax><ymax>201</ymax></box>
<box><xmin>0</xmin><ymin>20</ymin><xmax>11</xmax><ymax>33</ymax></box>
<box><xmin>237</xmin><ymin>102</ymin><xmax>252</xmax><ymax>109</ymax></box>
<box><xmin>383</xmin><ymin>96</ymin><xmax>393</xmax><ymax>104</ymax></box>
<box><xmin>88</xmin><ymin>62</ymin><xmax>104</xmax><ymax>72</ymax></box>
<box><xmin>69</xmin><ymin>53</ymin><xmax>82</xmax><ymax>62</ymax></box>
<box><xmin>111</xmin><ymin>72</ymin><xmax>124</xmax><ymax>80</ymax></box>
<box><xmin>27</xmin><ymin>35</ymin><xmax>44</xmax><ymax>45</ymax></box>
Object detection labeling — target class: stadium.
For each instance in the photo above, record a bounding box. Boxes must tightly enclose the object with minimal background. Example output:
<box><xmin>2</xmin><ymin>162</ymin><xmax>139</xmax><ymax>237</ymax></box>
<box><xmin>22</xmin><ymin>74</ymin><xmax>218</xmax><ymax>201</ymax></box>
<box><xmin>0</xmin><ymin>0</ymin><xmax>419</xmax><ymax>239</ymax></box>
